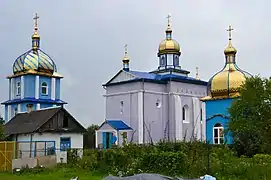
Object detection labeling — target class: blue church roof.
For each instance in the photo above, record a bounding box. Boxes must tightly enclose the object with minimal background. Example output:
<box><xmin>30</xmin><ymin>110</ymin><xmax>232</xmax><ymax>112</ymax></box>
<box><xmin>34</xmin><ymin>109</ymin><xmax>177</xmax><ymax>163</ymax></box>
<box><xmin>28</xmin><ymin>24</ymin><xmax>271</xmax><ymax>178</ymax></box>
<box><xmin>104</xmin><ymin>69</ymin><xmax>208</xmax><ymax>86</ymax></box>
<box><xmin>103</xmin><ymin>120</ymin><xmax>133</xmax><ymax>131</ymax></box>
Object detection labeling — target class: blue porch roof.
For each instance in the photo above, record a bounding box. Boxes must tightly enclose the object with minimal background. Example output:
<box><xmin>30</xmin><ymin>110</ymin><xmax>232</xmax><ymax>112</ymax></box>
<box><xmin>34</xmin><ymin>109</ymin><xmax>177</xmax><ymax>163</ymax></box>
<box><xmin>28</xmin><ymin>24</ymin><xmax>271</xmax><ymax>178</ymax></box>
<box><xmin>100</xmin><ymin>120</ymin><xmax>133</xmax><ymax>131</ymax></box>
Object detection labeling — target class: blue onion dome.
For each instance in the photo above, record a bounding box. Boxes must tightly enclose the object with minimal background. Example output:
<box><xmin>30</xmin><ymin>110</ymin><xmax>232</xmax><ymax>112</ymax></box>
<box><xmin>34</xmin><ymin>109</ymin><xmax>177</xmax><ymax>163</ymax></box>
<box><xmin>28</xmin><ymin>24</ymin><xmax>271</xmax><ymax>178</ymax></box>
<box><xmin>12</xmin><ymin>13</ymin><xmax>61</xmax><ymax>77</ymax></box>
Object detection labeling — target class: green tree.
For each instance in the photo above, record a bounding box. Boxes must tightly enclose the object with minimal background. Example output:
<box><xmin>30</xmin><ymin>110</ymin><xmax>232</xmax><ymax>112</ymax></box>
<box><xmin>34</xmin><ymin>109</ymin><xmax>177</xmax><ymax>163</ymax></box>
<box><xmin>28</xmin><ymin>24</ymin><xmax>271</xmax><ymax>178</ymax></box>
<box><xmin>228</xmin><ymin>76</ymin><xmax>271</xmax><ymax>156</ymax></box>
<box><xmin>83</xmin><ymin>124</ymin><xmax>99</xmax><ymax>149</ymax></box>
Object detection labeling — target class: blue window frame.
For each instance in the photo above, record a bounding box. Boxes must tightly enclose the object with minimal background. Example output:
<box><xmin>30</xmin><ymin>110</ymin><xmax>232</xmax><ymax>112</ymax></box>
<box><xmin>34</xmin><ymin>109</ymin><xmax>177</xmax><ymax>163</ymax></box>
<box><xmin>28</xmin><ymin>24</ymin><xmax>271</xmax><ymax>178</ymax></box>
<box><xmin>60</xmin><ymin>137</ymin><xmax>71</xmax><ymax>151</ymax></box>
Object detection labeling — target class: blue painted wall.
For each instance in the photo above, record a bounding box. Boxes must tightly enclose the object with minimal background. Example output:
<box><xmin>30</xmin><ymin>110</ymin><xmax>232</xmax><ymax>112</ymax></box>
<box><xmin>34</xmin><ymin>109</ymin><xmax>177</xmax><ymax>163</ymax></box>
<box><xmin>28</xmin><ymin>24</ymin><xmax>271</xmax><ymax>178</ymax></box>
<box><xmin>40</xmin><ymin>103</ymin><xmax>55</xmax><ymax>109</ymax></box>
<box><xmin>39</xmin><ymin>76</ymin><xmax>51</xmax><ymax>99</ymax></box>
<box><xmin>55</xmin><ymin>78</ymin><xmax>60</xmax><ymax>100</ymax></box>
<box><xmin>24</xmin><ymin>75</ymin><xmax>36</xmax><ymax>98</ymax></box>
<box><xmin>206</xmin><ymin>98</ymin><xmax>234</xmax><ymax>144</ymax></box>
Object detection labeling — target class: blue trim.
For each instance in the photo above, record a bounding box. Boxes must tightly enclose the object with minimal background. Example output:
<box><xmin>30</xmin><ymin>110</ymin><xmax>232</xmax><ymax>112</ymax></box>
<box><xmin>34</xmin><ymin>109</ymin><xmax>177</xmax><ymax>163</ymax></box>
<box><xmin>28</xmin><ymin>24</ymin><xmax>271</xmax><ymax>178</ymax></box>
<box><xmin>1</xmin><ymin>98</ymin><xmax>67</xmax><ymax>105</ymax></box>
<box><xmin>103</xmin><ymin>70</ymin><xmax>207</xmax><ymax>87</ymax></box>
<box><xmin>99</xmin><ymin>120</ymin><xmax>133</xmax><ymax>131</ymax></box>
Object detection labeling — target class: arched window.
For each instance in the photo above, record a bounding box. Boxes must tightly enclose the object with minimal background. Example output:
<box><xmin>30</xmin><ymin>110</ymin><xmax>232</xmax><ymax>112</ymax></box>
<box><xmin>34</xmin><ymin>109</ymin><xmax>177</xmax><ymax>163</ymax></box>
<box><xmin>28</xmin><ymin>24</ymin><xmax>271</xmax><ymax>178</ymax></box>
<box><xmin>213</xmin><ymin>123</ymin><xmax>224</xmax><ymax>144</ymax></box>
<box><xmin>41</xmin><ymin>82</ymin><xmax>48</xmax><ymax>95</ymax></box>
<box><xmin>182</xmin><ymin>105</ymin><xmax>189</xmax><ymax>122</ymax></box>
<box><xmin>16</xmin><ymin>82</ymin><xmax>21</xmax><ymax>96</ymax></box>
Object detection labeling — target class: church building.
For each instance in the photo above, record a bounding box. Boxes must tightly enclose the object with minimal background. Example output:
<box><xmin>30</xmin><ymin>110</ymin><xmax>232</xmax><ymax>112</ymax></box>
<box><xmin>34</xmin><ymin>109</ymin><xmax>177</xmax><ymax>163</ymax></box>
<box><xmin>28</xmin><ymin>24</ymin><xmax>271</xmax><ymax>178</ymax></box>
<box><xmin>96</xmin><ymin>16</ymin><xmax>208</xmax><ymax>148</ymax></box>
<box><xmin>1</xmin><ymin>13</ymin><xmax>67</xmax><ymax>122</ymax></box>
<box><xmin>201</xmin><ymin>26</ymin><xmax>251</xmax><ymax>144</ymax></box>
<box><xmin>2</xmin><ymin>14</ymin><xmax>85</xmax><ymax>153</ymax></box>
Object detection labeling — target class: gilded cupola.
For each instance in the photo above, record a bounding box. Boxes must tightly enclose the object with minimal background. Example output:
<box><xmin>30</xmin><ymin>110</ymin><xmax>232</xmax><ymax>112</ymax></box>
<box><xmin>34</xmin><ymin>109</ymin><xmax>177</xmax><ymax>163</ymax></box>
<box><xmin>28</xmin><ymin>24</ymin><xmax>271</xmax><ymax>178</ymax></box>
<box><xmin>202</xmin><ymin>25</ymin><xmax>251</xmax><ymax>101</ymax></box>
<box><xmin>157</xmin><ymin>14</ymin><xmax>182</xmax><ymax>70</ymax></box>
<box><xmin>11</xmin><ymin>13</ymin><xmax>62</xmax><ymax>78</ymax></box>
<box><xmin>158</xmin><ymin>14</ymin><xmax>180</xmax><ymax>55</ymax></box>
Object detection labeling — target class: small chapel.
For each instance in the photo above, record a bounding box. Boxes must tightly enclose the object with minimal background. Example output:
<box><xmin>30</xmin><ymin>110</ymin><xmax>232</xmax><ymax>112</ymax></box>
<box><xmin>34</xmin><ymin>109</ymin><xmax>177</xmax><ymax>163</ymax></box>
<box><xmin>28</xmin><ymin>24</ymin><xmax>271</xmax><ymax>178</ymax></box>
<box><xmin>96</xmin><ymin>15</ymin><xmax>208</xmax><ymax>149</ymax></box>
<box><xmin>2</xmin><ymin>13</ymin><xmax>85</xmax><ymax>154</ymax></box>
<box><xmin>201</xmin><ymin>26</ymin><xmax>251</xmax><ymax>145</ymax></box>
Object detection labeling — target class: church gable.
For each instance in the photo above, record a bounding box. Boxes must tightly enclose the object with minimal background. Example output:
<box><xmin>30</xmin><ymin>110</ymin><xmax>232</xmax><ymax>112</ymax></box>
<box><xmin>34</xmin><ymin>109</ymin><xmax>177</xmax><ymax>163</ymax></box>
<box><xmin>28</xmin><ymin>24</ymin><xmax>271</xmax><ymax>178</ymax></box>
<box><xmin>106</xmin><ymin>70</ymin><xmax>137</xmax><ymax>84</ymax></box>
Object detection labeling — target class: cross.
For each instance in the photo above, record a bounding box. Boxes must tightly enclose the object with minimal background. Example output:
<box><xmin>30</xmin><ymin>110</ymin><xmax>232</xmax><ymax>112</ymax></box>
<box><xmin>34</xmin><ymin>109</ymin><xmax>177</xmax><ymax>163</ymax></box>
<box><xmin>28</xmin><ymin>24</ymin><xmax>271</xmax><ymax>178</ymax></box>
<box><xmin>33</xmin><ymin>13</ymin><xmax>39</xmax><ymax>28</ymax></box>
<box><xmin>227</xmin><ymin>25</ymin><xmax>234</xmax><ymax>40</ymax></box>
<box><xmin>166</xmin><ymin>14</ymin><xmax>171</xmax><ymax>27</ymax></box>
<box><xmin>196</xmin><ymin>67</ymin><xmax>199</xmax><ymax>79</ymax></box>
<box><xmin>124</xmin><ymin>44</ymin><xmax>128</xmax><ymax>55</ymax></box>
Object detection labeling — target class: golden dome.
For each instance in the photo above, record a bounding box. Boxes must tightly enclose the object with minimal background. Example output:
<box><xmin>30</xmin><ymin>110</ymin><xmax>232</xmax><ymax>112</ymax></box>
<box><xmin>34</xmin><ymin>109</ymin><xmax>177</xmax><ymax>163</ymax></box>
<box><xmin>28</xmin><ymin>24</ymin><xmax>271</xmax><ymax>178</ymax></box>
<box><xmin>158</xmin><ymin>14</ymin><xmax>181</xmax><ymax>55</ymax></box>
<box><xmin>32</xmin><ymin>32</ymin><xmax>40</xmax><ymax>39</ymax></box>
<box><xmin>208</xmin><ymin>63</ymin><xmax>250</xmax><ymax>99</ymax></box>
<box><xmin>201</xmin><ymin>25</ymin><xmax>251</xmax><ymax>101</ymax></box>
<box><xmin>159</xmin><ymin>39</ymin><xmax>180</xmax><ymax>53</ymax></box>
<box><xmin>224</xmin><ymin>40</ymin><xmax>237</xmax><ymax>55</ymax></box>
<box><xmin>10</xmin><ymin>13</ymin><xmax>62</xmax><ymax>78</ymax></box>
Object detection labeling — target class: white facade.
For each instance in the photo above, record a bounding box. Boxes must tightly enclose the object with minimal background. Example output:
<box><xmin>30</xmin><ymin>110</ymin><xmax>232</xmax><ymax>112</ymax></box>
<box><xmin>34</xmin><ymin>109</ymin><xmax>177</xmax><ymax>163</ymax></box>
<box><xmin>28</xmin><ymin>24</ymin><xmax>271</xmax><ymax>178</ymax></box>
<box><xmin>103</xmin><ymin>70</ymin><xmax>207</xmax><ymax>145</ymax></box>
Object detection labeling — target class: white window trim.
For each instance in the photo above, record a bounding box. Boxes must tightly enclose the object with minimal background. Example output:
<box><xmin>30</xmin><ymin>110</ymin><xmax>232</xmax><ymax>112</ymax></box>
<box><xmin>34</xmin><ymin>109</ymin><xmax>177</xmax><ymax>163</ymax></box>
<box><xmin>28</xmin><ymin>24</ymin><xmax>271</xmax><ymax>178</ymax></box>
<box><xmin>213</xmin><ymin>125</ymin><xmax>224</xmax><ymax>145</ymax></box>
<box><xmin>16</xmin><ymin>82</ymin><xmax>21</xmax><ymax>96</ymax></box>
<box><xmin>41</xmin><ymin>82</ymin><xmax>48</xmax><ymax>95</ymax></box>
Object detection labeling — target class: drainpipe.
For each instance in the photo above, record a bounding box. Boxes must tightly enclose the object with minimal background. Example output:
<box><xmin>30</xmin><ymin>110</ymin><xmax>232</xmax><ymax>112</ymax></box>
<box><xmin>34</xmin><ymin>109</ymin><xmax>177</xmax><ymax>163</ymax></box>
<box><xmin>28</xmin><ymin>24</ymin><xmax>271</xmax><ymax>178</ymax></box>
<box><xmin>167</xmin><ymin>77</ymin><xmax>172</xmax><ymax>141</ymax></box>
<box><xmin>142</xmin><ymin>79</ymin><xmax>145</xmax><ymax>144</ymax></box>
<box><xmin>30</xmin><ymin>133</ymin><xmax>33</xmax><ymax>158</ymax></box>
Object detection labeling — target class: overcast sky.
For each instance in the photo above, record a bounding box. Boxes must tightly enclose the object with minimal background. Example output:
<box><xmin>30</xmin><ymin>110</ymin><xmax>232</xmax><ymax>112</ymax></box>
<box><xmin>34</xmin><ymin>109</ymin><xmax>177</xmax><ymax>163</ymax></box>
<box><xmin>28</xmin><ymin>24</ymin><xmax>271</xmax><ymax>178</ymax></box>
<box><xmin>0</xmin><ymin>0</ymin><xmax>270</xmax><ymax>127</ymax></box>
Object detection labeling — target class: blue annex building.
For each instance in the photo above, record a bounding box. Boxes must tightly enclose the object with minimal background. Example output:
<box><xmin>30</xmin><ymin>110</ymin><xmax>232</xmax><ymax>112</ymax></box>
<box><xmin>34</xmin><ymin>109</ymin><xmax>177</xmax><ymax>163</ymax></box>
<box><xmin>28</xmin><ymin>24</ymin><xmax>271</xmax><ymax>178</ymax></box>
<box><xmin>201</xmin><ymin>26</ymin><xmax>251</xmax><ymax>144</ymax></box>
<box><xmin>2</xmin><ymin>13</ymin><xmax>67</xmax><ymax>122</ymax></box>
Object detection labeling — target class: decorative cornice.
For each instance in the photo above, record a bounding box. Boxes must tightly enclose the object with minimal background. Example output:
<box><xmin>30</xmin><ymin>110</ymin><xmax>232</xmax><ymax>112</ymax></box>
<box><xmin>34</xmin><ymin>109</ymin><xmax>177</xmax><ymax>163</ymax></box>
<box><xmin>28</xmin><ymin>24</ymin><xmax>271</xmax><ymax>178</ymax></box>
<box><xmin>207</xmin><ymin>114</ymin><xmax>230</xmax><ymax>121</ymax></box>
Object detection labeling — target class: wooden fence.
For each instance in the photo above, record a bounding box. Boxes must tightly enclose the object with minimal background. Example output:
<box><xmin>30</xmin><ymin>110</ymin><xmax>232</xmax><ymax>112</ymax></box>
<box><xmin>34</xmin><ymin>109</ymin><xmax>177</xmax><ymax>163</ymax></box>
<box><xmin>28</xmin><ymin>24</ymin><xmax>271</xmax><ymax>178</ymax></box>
<box><xmin>0</xmin><ymin>141</ymin><xmax>16</xmax><ymax>172</ymax></box>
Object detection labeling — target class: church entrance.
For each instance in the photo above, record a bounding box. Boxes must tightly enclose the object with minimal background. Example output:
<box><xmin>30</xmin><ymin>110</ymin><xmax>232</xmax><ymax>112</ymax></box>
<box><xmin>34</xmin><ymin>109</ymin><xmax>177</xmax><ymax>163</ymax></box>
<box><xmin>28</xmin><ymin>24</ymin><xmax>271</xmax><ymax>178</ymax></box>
<box><xmin>103</xmin><ymin>132</ymin><xmax>112</xmax><ymax>149</ymax></box>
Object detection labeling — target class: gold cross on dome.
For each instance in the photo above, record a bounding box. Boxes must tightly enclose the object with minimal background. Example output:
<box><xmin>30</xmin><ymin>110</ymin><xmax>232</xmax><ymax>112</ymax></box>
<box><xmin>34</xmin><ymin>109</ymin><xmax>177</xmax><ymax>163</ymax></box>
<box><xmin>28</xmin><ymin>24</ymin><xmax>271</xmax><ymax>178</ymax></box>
<box><xmin>166</xmin><ymin>14</ymin><xmax>171</xmax><ymax>27</ymax></box>
<box><xmin>124</xmin><ymin>44</ymin><xmax>128</xmax><ymax>55</ymax></box>
<box><xmin>196</xmin><ymin>67</ymin><xmax>199</xmax><ymax>80</ymax></box>
<box><xmin>33</xmin><ymin>13</ymin><xmax>39</xmax><ymax>29</ymax></box>
<box><xmin>227</xmin><ymin>25</ymin><xmax>234</xmax><ymax>40</ymax></box>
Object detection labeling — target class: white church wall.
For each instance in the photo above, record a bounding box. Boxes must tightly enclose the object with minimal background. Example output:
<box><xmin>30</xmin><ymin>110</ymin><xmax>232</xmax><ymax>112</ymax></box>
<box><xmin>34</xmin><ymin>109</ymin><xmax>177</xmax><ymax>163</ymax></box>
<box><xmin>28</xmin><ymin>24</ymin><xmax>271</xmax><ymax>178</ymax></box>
<box><xmin>169</xmin><ymin>81</ymin><xmax>207</xmax><ymax>98</ymax></box>
<box><xmin>104</xmin><ymin>80</ymin><xmax>207</xmax><ymax>144</ymax></box>
<box><xmin>105</xmin><ymin>82</ymin><xmax>142</xmax><ymax>94</ymax></box>
<box><xmin>143</xmin><ymin>92</ymin><xmax>166</xmax><ymax>143</ymax></box>
<box><xmin>169</xmin><ymin>81</ymin><xmax>207</xmax><ymax>141</ymax></box>
<box><xmin>105</xmin><ymin>82</ymin><xmax>142</xmax><ymax>143</ymax></box>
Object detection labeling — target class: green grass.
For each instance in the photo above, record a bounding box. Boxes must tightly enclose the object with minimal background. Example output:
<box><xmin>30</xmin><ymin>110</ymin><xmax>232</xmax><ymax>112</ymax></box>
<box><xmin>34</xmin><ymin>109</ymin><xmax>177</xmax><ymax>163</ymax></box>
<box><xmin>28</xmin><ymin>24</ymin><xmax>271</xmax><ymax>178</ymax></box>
<box><xmin>0</xmin><ymin>168</ymin><xmax>105</xmax><ymax>180</ymax></box>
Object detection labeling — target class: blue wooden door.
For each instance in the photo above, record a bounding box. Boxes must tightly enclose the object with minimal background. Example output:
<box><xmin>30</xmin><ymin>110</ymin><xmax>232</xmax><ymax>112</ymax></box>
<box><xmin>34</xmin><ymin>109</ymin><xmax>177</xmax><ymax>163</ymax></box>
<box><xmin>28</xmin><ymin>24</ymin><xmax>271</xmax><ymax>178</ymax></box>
<box><xmin>102</xmin><ymin>132</ymin><xmax>107</xmax><ymax>149</ymax></box>
<box><xmin>60</xmin><ymin>137</ymin><xmax>71</xmax><ymax>151</ymax></box>
<box><xmin>102</xmin><ymin>132</ymin><xmax>113</xmax><ymax>149</ymax></box>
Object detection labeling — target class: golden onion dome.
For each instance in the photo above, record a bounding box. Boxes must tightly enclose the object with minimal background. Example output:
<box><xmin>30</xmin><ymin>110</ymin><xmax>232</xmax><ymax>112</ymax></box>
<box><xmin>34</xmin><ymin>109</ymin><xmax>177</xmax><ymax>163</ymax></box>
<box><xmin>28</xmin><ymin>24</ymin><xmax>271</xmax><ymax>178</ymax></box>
<box><xmin>158</xmin><ymin>15</ymin><xmax>181</xmax><ymax>55</ymax></box>
<box><xmin>224</xmin><ymin>39</ymin><xmax>237</xmax><ymax>55</ymax></box>
<box><xmin>12</xmin><ymin>13</ymin><xmax>60</xmax><ymax>77</ymax></box>
<box><xmin>13</xmin><ymin>49</ymin><xmax>57</xmax><ymax>75</ymax></box>
<box><xmin>207</xmin><ymin>63</ymin><xmax>251</xmax><ymax>99</ymax></box>
<box><xmin>158</xmin><ymin>38</ymin><xmax>180</xmax><ymax>53</ymax></box>
<box><xmin>202</xmin><ymin>25</ymin><xmax>251</xmax><ymax>101</ymax></box>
